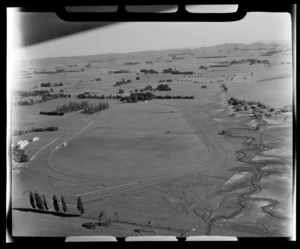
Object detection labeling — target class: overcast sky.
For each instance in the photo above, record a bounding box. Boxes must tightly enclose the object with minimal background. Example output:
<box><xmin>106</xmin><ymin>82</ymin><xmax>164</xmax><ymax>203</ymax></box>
<box><xmin>12</xmin><ymin>11</ymin><xmax>292</xmax><ymax>60</ymax></box>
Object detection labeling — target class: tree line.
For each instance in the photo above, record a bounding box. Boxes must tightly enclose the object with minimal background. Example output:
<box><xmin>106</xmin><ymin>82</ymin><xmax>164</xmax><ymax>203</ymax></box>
<box><xmin>13</xmin><ymin>126</ymin><xmax>58</xmax><ymax>136</ymax></box>
<box><xmin>29</xmin><ymin>191</ymin><xmax>84</xmax><ymax>215</ymax></box>
<box><xmin>120</xmin><ymin>92</ymin><xmax>194</xmax><ymax>103</ymax></box>
<box><xmin>40</xmin><ymin>101</ymin><xmax>109</xmax><ymax>116</ymax></box>
<box><xmin>15</xmin><ymin>93</ymin><xmax>71</xmax><ymax>106</ymax></box>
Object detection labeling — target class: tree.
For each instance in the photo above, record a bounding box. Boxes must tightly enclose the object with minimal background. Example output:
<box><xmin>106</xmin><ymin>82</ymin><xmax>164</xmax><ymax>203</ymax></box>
<box><xmin>77</xmin><ymin>196</ymin><xmax>84</xmax><ymax>215</ymax></box>
<box><xmin>12</xmin><ymin>145</ymin><xmax>29</xmax><ymax>163</ymax></box>
<box><xmin>53</xmin><ymin>195</ymin><xmax>60</xmax><ymax>212</ymax></box>
<box><xmin>42</xmin><ymin>194</ymin><xmax>48</xmax><ymax>211</ymax></box>
<box><xmin>29</xmin><ymin>192</ymin><xmax>36</xmax><ymax>209</ymax></box>
<box><xmin>119</xmin><ymin>89</ymin><xmax>124</xmax><ymax>94</ymax></box>
<box><xmin>34</xmin><ymin>192</ymin><xmax>44</xmax><ymax>210</ymax></box>
<box><xmin>61</xmin><ymin>195</ymin><xmax>67</xmax><ymax>212</ymax></box>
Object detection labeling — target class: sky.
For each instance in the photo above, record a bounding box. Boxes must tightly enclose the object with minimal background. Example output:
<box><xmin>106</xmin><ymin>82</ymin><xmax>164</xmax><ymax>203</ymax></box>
<box><xmin>10</xmin><ymin>10</ymin><xmax>292</xmax><ymax>60</ymax></box>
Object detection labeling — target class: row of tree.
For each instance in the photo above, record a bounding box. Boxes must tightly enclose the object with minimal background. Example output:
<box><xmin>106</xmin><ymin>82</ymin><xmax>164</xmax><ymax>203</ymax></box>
<box><xmin>13</xmin><ymin>126</ymin><xmax>58</xmax><ymax>136</ymax></box>
<box><xmin>40</xmin><ymin>111</ymin><xmax>64</xmax><ymax>116</ymax></box>
<box><xmin>162</xmin><ymin>68</ymin><xmax>194</xmax><ymax>74</ymax></box>
<box><xmin>78</xmin><ymin>93</ymin><xmax>123</xmax><ymax>99</ymax></box>
<box><xmin>140</xmin><ymin>69</ymin><xmax>159</xmax><ymax>74</ymax></box>
<box><xmin>29</xmin><ymin>191</ymin><xmax>84</xmax><ymax>215</ymax></box>
<box><xmin>40</xmin><ymin>82</ymin><xmax>63</xmax><ymax>87</ymax></box>
<box><xmin>15</xmin><ymin>93</ymin><xmax>71</xmax><ymax>106</ymax></box>
<box><xmin>155</xmin><ymin>95</ymin><xmax>194</xmax><ymax>99</ymax></box>
<box><xmin>108</xmin><ymin>70</ymin><xmax>130</xmax><ymax>74</ymax></box>
<box><xmin>229</xmin><ymin>59</ymin><xmax>270</xmax><ymax>65</ymax></box>
<box><xmin>120</xmin><ymin>92</ymin><xmax>195</xmax><ymax>103</ymax></box>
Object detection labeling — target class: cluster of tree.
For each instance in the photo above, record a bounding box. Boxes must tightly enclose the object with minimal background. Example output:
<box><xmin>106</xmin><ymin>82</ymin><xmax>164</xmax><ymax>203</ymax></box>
<box><xmin>81</xmin><ymin>102</ymin><xmax>109</xmax><ymax>114</ymax></box>
<box><xmin>201</xmin><ymin>85</ymin><xmax>207</xmax><ymax>88</ymax></box>
<box><xmin>41</xmin><ymin>82</ymin><xmax>63</xmax><ymax>87</ymax></box>
<box><xmin>41</xmin><ymin>93</ymin><xmax>71</xmax><ymax>101</ymax></box>
<box><xmin>13</xmin><ymin>126</ymin><xmax>58</xmax><ymax>136</ymax></box>
<box><xmin>124</xmin><ymin>62</ymin><xmax>140</xmax><ymax>65</ymax></box>
<box><xmin>92</xmin><ymin>78</ymin><xmax>101</xmax><ymax>81</ymax></box>
<box><xmin>145</xmin><ymin>61</ymin><xmax>153</xmax><ymax>64</ymax></box>
<box><xmin>140</xmin><ymin>69</ymin><xmax>159</xmax><ymax>74</ymax></box>
<box><xmin>108</xmin><ymin>70</ymin><xmax>130</xmax><ymax>74</ymax></box>
<box><xmin>29</xmin><ymin>192</ymin><xmax>50</xmax><ymax>211</ymax></box>
<box><xmin>52</xmin><ymin>101</ymin><xmax>109</xmax><ymax>115</ymax></box>
<box><xmin>156</xmin><ymin>84</ymin><xmax>171</xmax><ymax>91</ymax></box>
<box><xmin>15</xmin><ymin>99</ymin><xmax>36</xmax><ymax>106</ymax></box>
<box><xmin>114</xmin><ymin>79</ymin><xmax>131</xmax><ymax>86</ymax></box>
<box><xmin>199</xmin><ymin>66</ymin><xmax>208</xmax><ymax>70</ymax></box>
<box><xmin>85</xmin><ymin>63</ymin><xmax>92</xmax><ymax>68</ymax></box>
<box><xmin>121</xmin><ymin>92</ymin><xmax>155</xmax><ymax>103</ymax></box>
<box><xmin>15</xmin><ymin>90</ymin><xmax>48</xmax><ymax>98</ymax></box>
<box><xmin>227</xmin><ymin>97</ymin><xmax>267</xmax><ymax>112</ymax></box>
<box><xmin>158</xmin><ymin>79</ymin><xmax>172</xmax><ymax>83</ymax></box>
<box><xmin>229</xmin><ymin>59</ymin><xmax>270</xmax><ymax>65</ymax></box>
<box><xmin>136</xmin><ymin>77</ymin><xmax>140</xmax><ymax>80</ymax></box>
<box><xmin>12</xmin><ymin>145</ymin><xmax>29</xmax><ymax>162</ymax></box>
<box><xmin>162</xmin><ymin>68</ymin><xmax>194</xmax><ymax>74</ymax></box>
<box><xmin>143</xmin><ymin>85</ymin><xmax>153</xmax><ymax>91</ymax></box>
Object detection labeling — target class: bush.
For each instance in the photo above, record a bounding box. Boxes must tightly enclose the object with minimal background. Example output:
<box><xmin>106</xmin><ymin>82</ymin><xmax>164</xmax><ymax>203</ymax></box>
<box><xmin>119</xmin><ymin>89</ymin><xmax>124</xmax><ymax>94</ymax></box>
<box><xmin>269</xmin><ymin>108</ymin><xmax>275</xmax><ymax>112</ymax></box>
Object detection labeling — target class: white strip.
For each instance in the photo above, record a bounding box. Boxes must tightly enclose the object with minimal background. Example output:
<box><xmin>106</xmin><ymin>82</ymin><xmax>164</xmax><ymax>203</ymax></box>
<box><xmin>77</xmin><ymin>181</ymin><xmax>138</xmax><ymax>197</ymax></box>
<box><xmin>31</xmin><ymin>137</ymin><xmax>60</xmax><ymax>161</ymax></box>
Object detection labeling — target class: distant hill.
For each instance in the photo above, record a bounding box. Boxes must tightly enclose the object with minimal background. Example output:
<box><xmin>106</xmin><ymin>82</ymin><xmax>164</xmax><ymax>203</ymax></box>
<box><xmin>25</xmin><ymin>41</ymin><xmax>292</xmax><ymax>63</ymax></box>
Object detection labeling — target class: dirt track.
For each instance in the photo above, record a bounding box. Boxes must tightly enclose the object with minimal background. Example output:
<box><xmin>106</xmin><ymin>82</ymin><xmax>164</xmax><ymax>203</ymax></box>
<box><xmin>32</xmin><ymin>103</ymin><xmax>228</xmax><ymax>203</ymax></box>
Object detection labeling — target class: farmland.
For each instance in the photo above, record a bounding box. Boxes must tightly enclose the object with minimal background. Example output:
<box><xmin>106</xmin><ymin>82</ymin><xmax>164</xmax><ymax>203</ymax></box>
<box><xmin>11</xmin><ymin>41</ymin><xmax>293</xmax><ymax>237</ymax></box>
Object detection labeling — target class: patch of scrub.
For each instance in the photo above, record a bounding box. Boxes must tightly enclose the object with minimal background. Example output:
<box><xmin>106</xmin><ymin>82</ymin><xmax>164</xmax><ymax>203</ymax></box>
<box><xmin>262</xmin><ymin>148</ymin><xmax>292</xmax><ymax>157</ymax></box>
<box><xmin>223</xmin><ymin>172</ymin><xmax>252</xmax><ymax>186</ymax></box>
